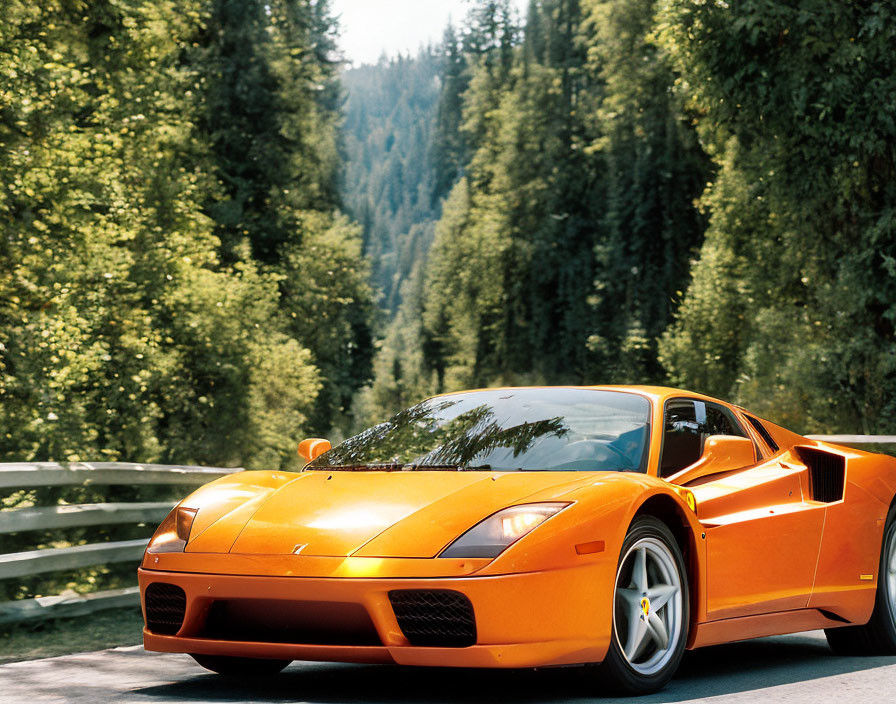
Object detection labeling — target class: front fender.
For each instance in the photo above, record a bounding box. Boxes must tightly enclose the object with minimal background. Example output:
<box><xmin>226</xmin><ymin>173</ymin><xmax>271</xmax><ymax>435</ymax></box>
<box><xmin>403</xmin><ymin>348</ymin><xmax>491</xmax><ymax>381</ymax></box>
<box><xmin>165</xmin><ymin>470</ymin><xmax>297</xmax><ymax>547</ymax></box>
<box><xmin>475</xmin><ymin>472</ymin><xmax>707</xmax><ymax>632</ymax></box>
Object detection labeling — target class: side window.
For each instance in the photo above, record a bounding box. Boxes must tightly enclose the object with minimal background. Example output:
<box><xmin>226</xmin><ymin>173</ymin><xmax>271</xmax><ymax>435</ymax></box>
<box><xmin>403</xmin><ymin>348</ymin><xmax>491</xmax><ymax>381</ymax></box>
<box><xmin>660</xmin><ymin>401</ymin><xmax>701</xmax><ymax>477</ymax></box>
<box><xmin>703</xmin><ymin>403</ymin><xmax>746</xmax><ymax>439</ymax></box>
<box><xmin>660</xmin><ymin>400</ymin><xmax>749</xmax><ymax>477</ymax></box>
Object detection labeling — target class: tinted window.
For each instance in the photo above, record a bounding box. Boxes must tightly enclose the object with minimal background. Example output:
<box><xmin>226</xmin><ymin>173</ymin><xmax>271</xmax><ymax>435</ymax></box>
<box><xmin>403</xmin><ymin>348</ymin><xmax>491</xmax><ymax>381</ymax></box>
<box><xmin>704</xmin><ymin>403</ymin><xmax>744</xmax><ymax>438</ymax></box>
<box><xmin>660</xmin><ymin>399</ymin><xmax>747</xmax><ymax>477</ymax></box>
<box><xmin>308</xmin><ymin>388</ymin><xmax>651</xmax><ymax>472</ymax></box>
<box><xmin>660</xmin><ymin>401</ymin><xmax>701</xmax><ymax>477</ymax></box>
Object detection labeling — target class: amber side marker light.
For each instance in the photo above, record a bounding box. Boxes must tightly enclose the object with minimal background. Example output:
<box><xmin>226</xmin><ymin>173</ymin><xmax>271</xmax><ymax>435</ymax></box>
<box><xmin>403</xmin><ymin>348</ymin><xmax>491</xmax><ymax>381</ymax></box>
<box><xmin>674</xmin><ymin>488</ymin><xmax>697</xmax><ymax>513</ymax></box>
<box><xmin>147</xmin><ymin>506</ymin><xmax>197</xmax><ymax>554</ymax></box>
<box><xmin>575</xmin><ymin>540</ymin><xmax>605</xmax><ymax>555</ymax></box>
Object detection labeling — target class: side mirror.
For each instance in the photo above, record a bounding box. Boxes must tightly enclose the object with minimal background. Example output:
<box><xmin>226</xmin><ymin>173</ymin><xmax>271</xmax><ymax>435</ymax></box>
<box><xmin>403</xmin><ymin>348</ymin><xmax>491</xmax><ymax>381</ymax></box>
<box><xmin>298</xmin><ymin>438</ymin><xmax>331</xmax><ymax>464</ymax></box>
<box><xmin>668</xmin><ymin>435</ymin><xmax>755</xmax><ymax>485</ymax></box>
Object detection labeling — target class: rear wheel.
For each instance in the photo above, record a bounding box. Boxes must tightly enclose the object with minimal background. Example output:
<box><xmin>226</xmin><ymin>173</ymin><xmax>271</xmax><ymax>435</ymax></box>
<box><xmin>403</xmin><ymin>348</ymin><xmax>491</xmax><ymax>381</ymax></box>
<box><xmin>597</xmin><ymin>516</ymin><xmax>689</xmax><ymax>695</ymax></box>
<box><xmin>190</xmin><ymin>654</ymin><xmax>291</xmax><ymax>677</ymax></box>
<box><xmin>825</xmin><ymin>506</ymin><xmax>896</xmax><ymax>655</ymax></box>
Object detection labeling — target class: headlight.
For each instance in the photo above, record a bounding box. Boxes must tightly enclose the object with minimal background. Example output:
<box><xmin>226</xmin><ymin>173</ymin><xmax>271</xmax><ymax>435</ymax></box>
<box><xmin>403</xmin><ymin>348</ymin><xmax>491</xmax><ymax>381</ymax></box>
<box><xmin>146</xmin><ymin>506</ymin><xmax>197</xmax><ymax>554</ymax></box>
<box><xmin>439</xmin><ymin>503</ymin><xmax>569</xmax><ymax>558</ymax></box>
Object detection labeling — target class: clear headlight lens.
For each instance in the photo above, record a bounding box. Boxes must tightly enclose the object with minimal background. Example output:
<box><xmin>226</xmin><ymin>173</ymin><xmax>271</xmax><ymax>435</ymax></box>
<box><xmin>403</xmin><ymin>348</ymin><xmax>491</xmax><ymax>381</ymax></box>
<box><xmin>439</xmin><ymin>503</ymin><xmax>570</xmax><ymax>558</ymax></box>
<box><xmin>146</xmin><ymin>506</ymin><xmax>197</xmax><ymax>554</ymax></box>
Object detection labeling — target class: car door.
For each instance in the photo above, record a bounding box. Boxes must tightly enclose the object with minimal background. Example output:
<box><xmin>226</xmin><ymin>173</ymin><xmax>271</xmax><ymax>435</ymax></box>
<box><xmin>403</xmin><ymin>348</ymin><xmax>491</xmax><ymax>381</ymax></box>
<box><xmin>659</xmin><ymin>398</ymin><xmax>826</xmax><ymax>621</ymax></box>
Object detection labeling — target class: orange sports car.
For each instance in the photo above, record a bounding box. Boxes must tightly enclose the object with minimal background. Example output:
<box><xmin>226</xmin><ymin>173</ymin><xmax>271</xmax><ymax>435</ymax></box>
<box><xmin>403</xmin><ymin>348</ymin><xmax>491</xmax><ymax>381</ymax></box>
<box><xmin>139</xmin><ymin>386</ymin><xmax>896</xmax><ymax>694</ymax></box>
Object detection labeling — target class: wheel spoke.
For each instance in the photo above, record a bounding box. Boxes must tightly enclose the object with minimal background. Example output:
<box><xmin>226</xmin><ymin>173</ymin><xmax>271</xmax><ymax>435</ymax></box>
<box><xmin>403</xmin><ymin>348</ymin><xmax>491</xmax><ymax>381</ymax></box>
<box><xmin>617</xmin><ymin>587</ymin><xmax>641</xmax><ymax>608</ymax></box>
<box><xmin>625</xmin><ymin>615</ymin><xmax>649</xmax><ymax>661</ymax></box>
<box><xmin>633</xmin><ymin>547</ymin><xmax>648</xmax><ymax>593</ymax></box>
<box><xmin>647</xmin><ymin>583</ymin><xmax>679</xmax><ymax>612</ymax></box>
<box><xmin>647</xmin><ymin>612</ymin><xmax>669</xmax><ymax>650</ymax></box>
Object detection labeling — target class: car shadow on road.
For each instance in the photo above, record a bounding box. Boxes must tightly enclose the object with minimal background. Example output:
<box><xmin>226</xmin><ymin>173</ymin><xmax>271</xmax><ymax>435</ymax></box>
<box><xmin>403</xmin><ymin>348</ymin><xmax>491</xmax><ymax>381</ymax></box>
<box><xmin>133</xmin><ymin>633</ymin><xmax>896</xmax><ymax>703</ymax></box>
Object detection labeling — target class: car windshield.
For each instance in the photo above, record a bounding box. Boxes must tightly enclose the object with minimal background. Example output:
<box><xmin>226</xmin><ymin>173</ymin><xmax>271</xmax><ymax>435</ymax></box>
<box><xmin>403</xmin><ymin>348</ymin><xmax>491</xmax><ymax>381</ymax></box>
<box><xmin>308</xmin><ymin>388</ymin><xmax>651</xmax><ymax>472</ymax></box>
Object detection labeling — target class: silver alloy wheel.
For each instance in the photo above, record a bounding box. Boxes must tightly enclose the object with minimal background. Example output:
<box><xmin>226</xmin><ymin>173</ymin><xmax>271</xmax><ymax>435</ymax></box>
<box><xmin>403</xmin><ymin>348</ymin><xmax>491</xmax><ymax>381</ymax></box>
<box><xmin>887</xmin><ymin>526</ymin><xmax>896</xmax><ymax>623</ymax></box>
<box><xmin>613</xmin><ymin>536</ymin><xmax>683</xmax><ymax>676</ymax></box>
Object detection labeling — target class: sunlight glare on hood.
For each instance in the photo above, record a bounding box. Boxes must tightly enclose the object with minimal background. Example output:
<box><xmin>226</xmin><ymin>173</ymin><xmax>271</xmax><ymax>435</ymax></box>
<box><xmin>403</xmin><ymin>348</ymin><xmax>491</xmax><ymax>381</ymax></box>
<box><xmin>306</xmin><ymin>508</ymin><xmax>393</xmax><ymax>531</ymax></box>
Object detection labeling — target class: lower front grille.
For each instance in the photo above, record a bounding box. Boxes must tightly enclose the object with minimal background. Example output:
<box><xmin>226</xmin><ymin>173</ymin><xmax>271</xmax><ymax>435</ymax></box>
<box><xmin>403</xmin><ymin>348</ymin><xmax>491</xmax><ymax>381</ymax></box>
<box><xmin>145</xmin><ymin>583</ymin><xmax>186</xmax><ymax>635</ymax></box>
<box><xmin>201</xmin><ymin>599</ymin><xmax>381</xmax><ymax>646</ymax></box>
<box><xmin>389</xmin><ymin>589</ymin><xmax>476</xmax><ymax>647</ymax></box>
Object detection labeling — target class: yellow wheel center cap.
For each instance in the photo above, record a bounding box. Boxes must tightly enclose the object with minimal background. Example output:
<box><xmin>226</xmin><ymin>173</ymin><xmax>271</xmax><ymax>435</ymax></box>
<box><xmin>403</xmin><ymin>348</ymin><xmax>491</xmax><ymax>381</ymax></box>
<box><xmin>640</xmin><ymin>597</ymin><xmax>650</xmax><ymax>616</ymax></box>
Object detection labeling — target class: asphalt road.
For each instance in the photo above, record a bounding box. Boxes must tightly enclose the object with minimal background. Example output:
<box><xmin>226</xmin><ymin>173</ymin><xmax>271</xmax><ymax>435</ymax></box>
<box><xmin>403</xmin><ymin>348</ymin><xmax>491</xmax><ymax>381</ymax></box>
<box><xmin>1</xmin><ymin>631</ymin><xmax>895</xmax><ymax>704</ymax></box>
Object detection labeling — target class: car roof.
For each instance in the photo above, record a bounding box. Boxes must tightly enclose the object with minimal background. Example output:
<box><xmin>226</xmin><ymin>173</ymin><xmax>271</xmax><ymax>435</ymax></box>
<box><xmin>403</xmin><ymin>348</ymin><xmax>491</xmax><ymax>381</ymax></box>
<box><xmin>431</xmin><ymin>385</ymin><xmax>733</xmax><ymax>408</ymax></box>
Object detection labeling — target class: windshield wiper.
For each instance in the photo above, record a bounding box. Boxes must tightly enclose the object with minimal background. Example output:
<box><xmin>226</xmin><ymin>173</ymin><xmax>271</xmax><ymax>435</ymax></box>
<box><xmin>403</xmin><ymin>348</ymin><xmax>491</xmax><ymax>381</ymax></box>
<box><xmin>310</xmin><ymin>463</ymin><xmax>495</xmax><ymax>472</ymax></box>
<box><xmin>311</xmin><ymin>463</ymin><xmax>404</xmax><ymax>471</ymax></box>
<box><xmin>404</xmin><ymin>463</ymin><xmax>496</xmax><ymax>471</ymax></box>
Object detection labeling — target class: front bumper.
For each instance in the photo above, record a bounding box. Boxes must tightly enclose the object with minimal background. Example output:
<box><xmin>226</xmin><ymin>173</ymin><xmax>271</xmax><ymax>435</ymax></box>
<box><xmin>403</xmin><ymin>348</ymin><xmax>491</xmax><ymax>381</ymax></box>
<box><xmin>139</xmin><ymin>559</ymin><xmax>612</xmax><ymax>669</ymax></box>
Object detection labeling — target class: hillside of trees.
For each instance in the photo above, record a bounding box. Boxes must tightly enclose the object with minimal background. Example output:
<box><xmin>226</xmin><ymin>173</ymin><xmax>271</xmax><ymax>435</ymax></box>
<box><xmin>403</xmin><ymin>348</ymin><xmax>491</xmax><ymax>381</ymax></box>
<box><xmin>0</xmin><ymin>0</ymin><xmax>373</xmax><ymax>470</ymax></box>
<box><xmin>2</xmin><ymin>0</ymin><xmax>894</xmax><ymax>476</ymax></box>
<box><xmin>355</xmin><ymin>0</ymin><xmax>710</xmax><ymax>425</ymax></box>
<box><xmin>341</xmin><ymin>50</ymin><xmax>442</xmax><ymax>313</ymax></box>
<box><xmin>352</xmin><ymin>0</ymin><xmax>896</xmax><ymax>436</ymax></box>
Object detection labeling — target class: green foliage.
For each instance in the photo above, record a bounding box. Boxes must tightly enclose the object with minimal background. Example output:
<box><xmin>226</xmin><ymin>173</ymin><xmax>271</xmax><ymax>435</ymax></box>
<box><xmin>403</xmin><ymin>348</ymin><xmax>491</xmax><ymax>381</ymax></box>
<box><xmin>585</xmin><ymin>0</ymin><xmax>711</xmax><ymax>381</ymax></box>
<box><xmin>341</xmin><ymin>50</ymin><xmax>442</xmax><ymax>312</ymax></box>
<box><xmin>0</xmin><ymin>0</ymin><xmax>373</xmax><ymax>469</ymax></box>
<box><xmin>201</xmin><ymin>0</ymin><xmax>342</xmax><ymax>263</ymax></box>
<box><xmin>278</xmin><ymin>212</ymin><xmax>374</xmax><ymax>437</ymax></box>
<box><xmin>658</xmin><ymin>0</ymin><xmax>896</xmax><ymax>432</ymax></box>
<box><xmin>357</xmin><ymin>0</ymin><xmax>707</xmax><ymax>419</ymax></box>
<box><xmin>352</xmin><ymin>261</ymin><xmax>438</xmax><ymax>428</ymax></box>
<box><xmin>0</xmin><ymin>0</ymin><xmax>376</xmax><ymax>610</ymax></box>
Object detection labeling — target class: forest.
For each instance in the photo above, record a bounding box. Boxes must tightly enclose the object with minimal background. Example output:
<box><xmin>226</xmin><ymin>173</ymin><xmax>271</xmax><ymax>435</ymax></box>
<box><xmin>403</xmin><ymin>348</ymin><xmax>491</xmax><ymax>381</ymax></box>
<box><xmin>3</xmin><ymin>0</ymin><xmax>896</xmax><ymax>477</ymax></box>
<box><xmin>348</xmin><ymin>0</ymin><xmax>896</xmax><ymax>437</ymax></box>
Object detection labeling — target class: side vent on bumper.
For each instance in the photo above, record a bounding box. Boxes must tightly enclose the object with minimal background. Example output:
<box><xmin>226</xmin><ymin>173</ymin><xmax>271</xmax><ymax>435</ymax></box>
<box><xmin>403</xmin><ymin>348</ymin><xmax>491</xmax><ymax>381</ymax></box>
<box><xmin>796</xmin><ymin>446</ymin><xmax>846</xmax><ymax>503</ymax></box>
<box><xmin>145</xmin><ymin>583</ymin><xmax>187</xmax><ymax>635</ymax></box>
<box><xmin>389</xmin><ymin>589</ymin><xmax>476</xmax><ymax>648</ymax></box>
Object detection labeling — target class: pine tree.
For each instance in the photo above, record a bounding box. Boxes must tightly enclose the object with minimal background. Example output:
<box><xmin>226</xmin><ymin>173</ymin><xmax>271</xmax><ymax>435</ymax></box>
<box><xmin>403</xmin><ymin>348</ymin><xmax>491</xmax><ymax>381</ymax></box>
<box><xmin>200</xmin><ymin>0</ymin><xmax>374</xmax><ymax>436</ymax></box>
<box><xmin>0</xmin><ymin>0</ymin><xmax>323</xmax><ymax>468</ymax></box>
<box><xmin>584</xmin><ymin>0</ymin><xmax>711</xmax><ymax>382</ymax></box>
<box><xmin>659</xmin><ymin>0</ymin><xmax>896</xmax><ymax>432</ymax></box>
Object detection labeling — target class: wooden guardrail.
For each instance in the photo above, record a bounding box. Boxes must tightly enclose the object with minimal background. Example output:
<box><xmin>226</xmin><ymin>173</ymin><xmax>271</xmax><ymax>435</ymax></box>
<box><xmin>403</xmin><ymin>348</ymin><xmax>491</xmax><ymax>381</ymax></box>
<box><xmin>806</xmin><ymin>435</ymin><xmax>896</xmax><ymax>445</ymax></box>
<box><xmin>0</xmin><ymin>462</ymin><xmax>239</xmax><ymax>626</ymax></box>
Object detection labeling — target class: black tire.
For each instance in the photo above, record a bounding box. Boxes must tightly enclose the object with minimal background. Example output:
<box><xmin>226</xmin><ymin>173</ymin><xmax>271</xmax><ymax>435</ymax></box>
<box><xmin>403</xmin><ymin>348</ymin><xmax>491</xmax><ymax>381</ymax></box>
<box><xmin>825</xmin><ymin>505</ymin><xmax>896</xmax><ymax>656</ymax></box>
<box><xmin>596</xmin><ymin>515</ymin><xmax>690</xmax><ymax>696</ymax></box>
<box><xmin>190</xmin><ymin>654</ymin><xmax>291</xmax><ymax>677</ymax></box>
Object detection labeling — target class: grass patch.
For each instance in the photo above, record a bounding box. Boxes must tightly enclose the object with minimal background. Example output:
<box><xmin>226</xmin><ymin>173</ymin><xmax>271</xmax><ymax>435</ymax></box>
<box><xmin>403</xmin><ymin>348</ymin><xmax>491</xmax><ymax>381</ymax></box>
<box><xmin>0</xmin><ymin>607</ymin><xmax>144</xmax><ymax>664</ymax></box>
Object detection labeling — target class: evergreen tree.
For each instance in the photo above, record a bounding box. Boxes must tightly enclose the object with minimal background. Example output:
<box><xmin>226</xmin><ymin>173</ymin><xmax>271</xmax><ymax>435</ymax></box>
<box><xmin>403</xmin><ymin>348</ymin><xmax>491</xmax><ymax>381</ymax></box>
<box><xmin>584</xmin><ymin>0</ymin><xmax>711</xmax><ymax>382</ymax></box>
<box><xmin>356</xmin><ymin>0</ymin><xmax>709</xmax><ymax>421</ymax></box>
<box><xmin>0</xmin><ymin>0</ymin><xmax>323</xmax><ymax>468</ymax></box>
<box><xmin>341</xmin><ymin>49</ymin><xmax>442</xmax><ymax>312</ymax></box>
<box><xmin>431</xmin><ymin>24</ymin><xmax>470</xmax><ymax>204</ymax></box>
<box><xmin>200</xmin><ymin>0</ymin><xmax>374</xmax><ymax>435</ymax></box>
<box><xmin>658</xmin><ymin>0</ymin><xmax>896</xmax><ymax>432</ymax></box>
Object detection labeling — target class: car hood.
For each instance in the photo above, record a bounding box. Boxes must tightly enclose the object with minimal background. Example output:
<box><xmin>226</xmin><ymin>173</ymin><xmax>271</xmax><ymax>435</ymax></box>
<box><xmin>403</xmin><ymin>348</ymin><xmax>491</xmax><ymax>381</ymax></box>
<box><xmin>184</xmin><ymin>470</ymin><xmax>601</xmax><ymax>558</ymax></box>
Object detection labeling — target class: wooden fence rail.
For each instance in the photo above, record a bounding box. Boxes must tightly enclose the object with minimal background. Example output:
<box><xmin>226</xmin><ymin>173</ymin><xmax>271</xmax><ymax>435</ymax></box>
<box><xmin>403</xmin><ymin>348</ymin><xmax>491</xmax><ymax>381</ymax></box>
<box><xmin>0</xmin><ymin>462</ymin><xmax>237</xmax><ymax>490</ymax></box>
<box><xmin>0</xmin><ymin>462</ymin><xmax>239</xmax><ymax>626</ymax></box>
<box><xmin>806</xmin><ymin>435</ymin><xmax>896</xmax><ymax>445</ymax></box>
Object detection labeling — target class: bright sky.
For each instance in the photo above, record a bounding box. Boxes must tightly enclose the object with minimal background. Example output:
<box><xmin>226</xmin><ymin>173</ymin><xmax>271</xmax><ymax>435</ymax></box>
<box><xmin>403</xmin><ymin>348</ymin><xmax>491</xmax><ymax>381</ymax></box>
<box><xmin>331</xmin><ymin>0</ymin><xmax>529</xmax><ymax>66</ymax></box>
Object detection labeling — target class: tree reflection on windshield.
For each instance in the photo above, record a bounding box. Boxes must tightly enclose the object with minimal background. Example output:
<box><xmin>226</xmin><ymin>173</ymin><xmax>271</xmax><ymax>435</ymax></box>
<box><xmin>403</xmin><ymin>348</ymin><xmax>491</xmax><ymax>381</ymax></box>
<box><xmin>308</xmin><ymin>388</ymin><xmax>650</xmax><ymax>473</ymax></box>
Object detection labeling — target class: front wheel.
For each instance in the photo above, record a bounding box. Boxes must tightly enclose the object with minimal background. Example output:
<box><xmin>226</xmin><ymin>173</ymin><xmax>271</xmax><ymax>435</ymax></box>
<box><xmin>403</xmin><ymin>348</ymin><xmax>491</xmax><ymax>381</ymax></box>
<box><xmin>597</xmin><ymin>516</ymin><xmax>689</xmax><ymax>695</ymax></box>
<box><xmin>825</xmin><ymin>505</ymin><xmax>896</xmax><ymax>655</ymax></box>
<box><xmin>190</xmin><ymin>654</ymin><xmax>291</xmax><ymax>677</ymax></box>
